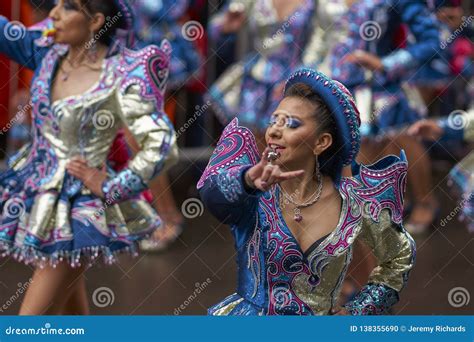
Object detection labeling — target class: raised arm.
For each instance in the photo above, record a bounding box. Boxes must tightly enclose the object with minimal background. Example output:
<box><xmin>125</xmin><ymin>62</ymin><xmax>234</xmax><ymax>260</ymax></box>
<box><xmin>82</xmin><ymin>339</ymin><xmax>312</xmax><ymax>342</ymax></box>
<box><xmin>381</xmin><ymin>0</ymin><xmax>440</xmax><ymax>80</ymax></box>
<box><xmin>0</xmin><ymin>17</ymin><xmax>51</xmax><ymax>70</ymax></box>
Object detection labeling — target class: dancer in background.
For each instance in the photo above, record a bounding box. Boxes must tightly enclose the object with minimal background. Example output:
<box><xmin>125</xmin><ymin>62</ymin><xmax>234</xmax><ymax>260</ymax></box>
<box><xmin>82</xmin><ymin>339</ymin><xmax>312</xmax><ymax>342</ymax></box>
<box><xmin>318</xmin><ymin>0</ymin><xmax>441</xmax><ymax>234</ymax></box>
<box><xmin>409</xmin><ymin>96</ymin><xmax>474</xmax><ymax>232</ymax></box>
<box><xmin>0</xmin><ymin>0</ymin><xmax>177</xmax><ymax>314</ymax></box>
<box><xmin>198</xmin><ymin>69</ymin><xmax>415</xmax><ymax>315</ymax></box>
<box><xmin>133</xmin><ymin>0</ymin><xmax>203</xmax><ymax>251</ymax></box>
<box><xmin>206</xmin><ymin>0</ymin><xmax>319</xmax><ymax>148</ymax></box>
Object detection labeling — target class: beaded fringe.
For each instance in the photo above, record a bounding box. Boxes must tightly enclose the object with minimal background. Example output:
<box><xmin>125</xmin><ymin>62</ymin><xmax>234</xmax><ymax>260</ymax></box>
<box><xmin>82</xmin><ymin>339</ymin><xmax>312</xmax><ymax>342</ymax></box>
<box><xmin>0</xmin><ymin>240</ymin><xmax>140</xmax><ymax>269</ymax></box>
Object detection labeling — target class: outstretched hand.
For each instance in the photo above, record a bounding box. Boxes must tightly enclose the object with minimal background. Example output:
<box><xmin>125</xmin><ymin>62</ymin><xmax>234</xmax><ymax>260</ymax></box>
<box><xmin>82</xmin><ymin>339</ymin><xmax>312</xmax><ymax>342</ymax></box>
<box><xmin>245</xmin><ymin>148</ymin><xmax>304</xmax><ymax>192</ymax></box>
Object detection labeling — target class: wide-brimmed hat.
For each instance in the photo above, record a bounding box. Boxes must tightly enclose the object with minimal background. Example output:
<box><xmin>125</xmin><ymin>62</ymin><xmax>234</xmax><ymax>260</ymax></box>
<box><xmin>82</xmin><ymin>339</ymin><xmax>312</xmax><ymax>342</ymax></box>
<box><xmin>284</xmin><ymin>68</ymin><xmax>361</xmax><ymax>176</ymax></box>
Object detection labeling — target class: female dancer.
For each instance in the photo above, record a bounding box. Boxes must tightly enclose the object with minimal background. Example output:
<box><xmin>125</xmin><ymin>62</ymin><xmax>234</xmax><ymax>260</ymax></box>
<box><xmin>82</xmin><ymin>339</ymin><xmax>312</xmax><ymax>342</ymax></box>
<box><xmin>308</xmin><ymin>0</ymin><xmax>441</xmax><ymax>234</ymax></box>
<box><xmin>0</xmin><ymin>0</ymin><xmax>177</xmax><ymax>314</ymax></box>
<box><xmin>408</xmin><ymin>107</ymin><xmax>474</xmax><ymax>232</ymax></box>
<box><xmin>206</xmin><ymin>0</ymin><xmax>318</xmax><ymax>146</ymax></box>
<box><xmin>198</xmin><ymin>69</ymin><xmax>416</xmax><ymax>315</ymax></box>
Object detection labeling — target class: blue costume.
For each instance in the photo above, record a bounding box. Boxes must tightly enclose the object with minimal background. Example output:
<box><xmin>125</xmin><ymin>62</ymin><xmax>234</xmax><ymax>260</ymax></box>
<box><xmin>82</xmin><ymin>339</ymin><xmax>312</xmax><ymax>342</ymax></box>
<box><xmin>198</xmin><ymin>69</ymin><xmax>416</xmax><ymax>315</ymax></box>
<box><xmin>0</xmin><ymin>1</ymin><xmax>178</xmax><ymax>267</ymax></box>
<box><xmin>206</xmin><ymin>0</ymin><xmax>317</xmax><ymax>130</ymax></box>
<box><xmin>321</xmin><ymin>0</ymin><xmax>440</xmax><ymax>134</ymax></box>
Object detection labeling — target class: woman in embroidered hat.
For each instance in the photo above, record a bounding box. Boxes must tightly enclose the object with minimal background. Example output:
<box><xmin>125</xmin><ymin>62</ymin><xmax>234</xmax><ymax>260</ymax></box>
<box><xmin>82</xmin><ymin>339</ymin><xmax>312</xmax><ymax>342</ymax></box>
<box><xmin>198</xmin><ymin>68</ymin><xmax>415</xmax><ymax>315</ymax></box>
<box><xmin>0</xmin><ymin>0</ymin><xmax>178</xmax><ymax>314</ymax></box>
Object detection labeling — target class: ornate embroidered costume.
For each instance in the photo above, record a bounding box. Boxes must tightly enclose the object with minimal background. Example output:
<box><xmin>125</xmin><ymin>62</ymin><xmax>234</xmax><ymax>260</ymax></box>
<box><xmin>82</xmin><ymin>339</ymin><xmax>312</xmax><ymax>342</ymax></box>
<box><xmin>0</xmin><ymin>13</ymin><xmax>178</xmax><ymax>267</ymax></box>
<box><xmin>198</xmin><ymin>69</ymin><xmax>416</xmax><ymax>315</ymax></box>
<box><xmin>206</xmin><ymin>0</ymin><xmax>317</xmax><ymax>130</ymax></box>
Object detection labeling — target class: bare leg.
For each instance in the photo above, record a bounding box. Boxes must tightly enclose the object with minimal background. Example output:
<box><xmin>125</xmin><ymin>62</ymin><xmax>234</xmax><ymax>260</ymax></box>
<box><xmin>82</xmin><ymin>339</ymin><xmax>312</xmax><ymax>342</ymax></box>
<box><xmin>123</xmin><ymin>128</ymin><xmax>184</xmax><ymax>250</ymax></box>
<box><xmin>19</xmin><ymin>263</ymin><xmax>88</xmax><ymax>315</ymax></box>
<box><xmin>61</xmin><ymin>275</ymin><xmax>90</xmax><ymax>315</ymax></box>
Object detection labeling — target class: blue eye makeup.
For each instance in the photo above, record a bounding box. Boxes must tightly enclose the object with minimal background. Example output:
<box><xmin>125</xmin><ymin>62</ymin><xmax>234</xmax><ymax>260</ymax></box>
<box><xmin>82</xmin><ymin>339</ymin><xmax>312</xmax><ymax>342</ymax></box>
<box><xmin>268</xmin><ymin>114</ymin><xmax>301</xmax><ymax>129</ymax></box>
<box><xmin>286</xmin><ymin>117</ymin><xmax>301</xmax><ymax>128</ymax></box>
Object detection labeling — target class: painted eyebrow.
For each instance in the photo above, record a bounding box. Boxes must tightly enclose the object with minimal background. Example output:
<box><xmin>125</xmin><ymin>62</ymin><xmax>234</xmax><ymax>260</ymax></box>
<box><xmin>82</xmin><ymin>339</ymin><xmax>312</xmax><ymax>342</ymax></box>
<box><xmin>271</xmin><ymin>110</ymin><xmax>303</xmax><ymax>119</ymax></box>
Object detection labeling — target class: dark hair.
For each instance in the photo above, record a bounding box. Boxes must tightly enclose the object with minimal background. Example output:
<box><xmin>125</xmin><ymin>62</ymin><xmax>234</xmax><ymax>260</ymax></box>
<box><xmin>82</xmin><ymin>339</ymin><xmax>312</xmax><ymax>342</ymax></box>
<box><xmin>79</xmin><ymin>0</ymin><xmax>127</xmax><ymax>46</ymax></box>
<box><xmin>283</xmin><ymin>83</ymin><xmax>342</xmax><ymax>180</ymax></box>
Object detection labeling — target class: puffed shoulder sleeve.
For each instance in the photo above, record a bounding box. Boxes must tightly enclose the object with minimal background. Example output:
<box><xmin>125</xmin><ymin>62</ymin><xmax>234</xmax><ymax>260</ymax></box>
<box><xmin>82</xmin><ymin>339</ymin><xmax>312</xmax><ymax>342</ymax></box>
<box><xmin>0</xmin><ymin>17</ymin><xmax>53</xmax><ymax>70</ymax></box>
<box><xmin>102</xmin><ymin>41</ymin><xmax>178</xmax><ymax>204</ymax></box>
<box><xmin>344</xmin><ymin>152</ymin><xmax>416</xmax><ymax>315</ymax></box>
<box><xmin>381</xmin><ymin>0</ymin><xmax>440</xmax><ymax>80</ymax></box>
<box><xmin>197</xmin><ymin>118</ymin><xmax>261</xmax><ymax>225</ymax></box>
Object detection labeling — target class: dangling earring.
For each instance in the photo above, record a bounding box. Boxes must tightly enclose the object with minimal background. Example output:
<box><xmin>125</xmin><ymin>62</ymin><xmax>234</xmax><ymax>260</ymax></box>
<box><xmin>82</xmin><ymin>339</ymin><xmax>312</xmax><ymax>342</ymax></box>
<box><xmin>88</xmin><ymin>31</ymin><xmax>98</xmax><ymax>63</ymax></box>
<box><xmin>314</xmin><ymin>154</ymin><xmax>321</xmax><ymax>181</ymax></box>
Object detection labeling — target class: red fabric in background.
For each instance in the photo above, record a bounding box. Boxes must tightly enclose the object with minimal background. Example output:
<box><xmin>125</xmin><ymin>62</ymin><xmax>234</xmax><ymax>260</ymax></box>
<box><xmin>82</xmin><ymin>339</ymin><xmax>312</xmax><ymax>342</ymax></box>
<box><xmin>0</xmin><ymin>1</ymin><xmax>12</xmax><ymax>128</ymax></box>
<box><xmin>0</xmin><ymin>2</ymin><xmax>34</xmax><ymax>127</ymax></box>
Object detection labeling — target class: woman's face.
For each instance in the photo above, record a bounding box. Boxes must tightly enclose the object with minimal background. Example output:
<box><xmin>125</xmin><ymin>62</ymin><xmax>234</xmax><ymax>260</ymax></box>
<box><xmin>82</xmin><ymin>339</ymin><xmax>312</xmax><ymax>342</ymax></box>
<box><xmin>264</xmin><ymin>96</ymin><xmax>333</xmax><ymax>171</ymax></box>
<box><xmin>49</xmin><ymin>0</ymin><xmax>101</xmax><ymax>46</ymax></box>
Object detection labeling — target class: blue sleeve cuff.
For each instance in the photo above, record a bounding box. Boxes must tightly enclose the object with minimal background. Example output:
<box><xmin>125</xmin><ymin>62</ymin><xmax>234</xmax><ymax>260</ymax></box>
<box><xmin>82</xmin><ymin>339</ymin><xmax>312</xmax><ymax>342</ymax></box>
<box><xmin>344</xmin><ymin>284</ymin><xmax>399</xmax><ymax>315</ymax></box>
<box><xmin>439</xmin><ymin>118</ymin><xmax>464</xmax><ymax>141</ymax></box>
<box><xmin>101</xmin><ymin>168</ymin><xmax>147</xmax><ymax>204</ymax></box>
<box><xmin>381</xmin><ymin>49</ymin><xmax>417</xmax><ymax>79</ymax></box>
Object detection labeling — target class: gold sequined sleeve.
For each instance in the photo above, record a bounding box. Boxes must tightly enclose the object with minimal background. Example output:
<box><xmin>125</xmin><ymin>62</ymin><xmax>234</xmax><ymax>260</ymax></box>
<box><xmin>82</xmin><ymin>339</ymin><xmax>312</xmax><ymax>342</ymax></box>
<box><xmin>101</xmin><ymin>45</ymin><xmax>178</xmax><ymax>204</ymax></box>
<box><xmin>344</xmin><ymin>209</ymin><xmax>416</xmax><ymax>315</ymax></box>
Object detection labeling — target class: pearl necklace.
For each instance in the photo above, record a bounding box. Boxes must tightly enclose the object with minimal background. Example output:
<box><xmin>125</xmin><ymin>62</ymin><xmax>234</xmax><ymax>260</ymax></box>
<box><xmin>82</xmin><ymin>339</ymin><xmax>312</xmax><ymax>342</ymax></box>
<box><xmin>277</xmin><ymin>173</ymin><xmax>323</xmax><ymax>222</ymax></box>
